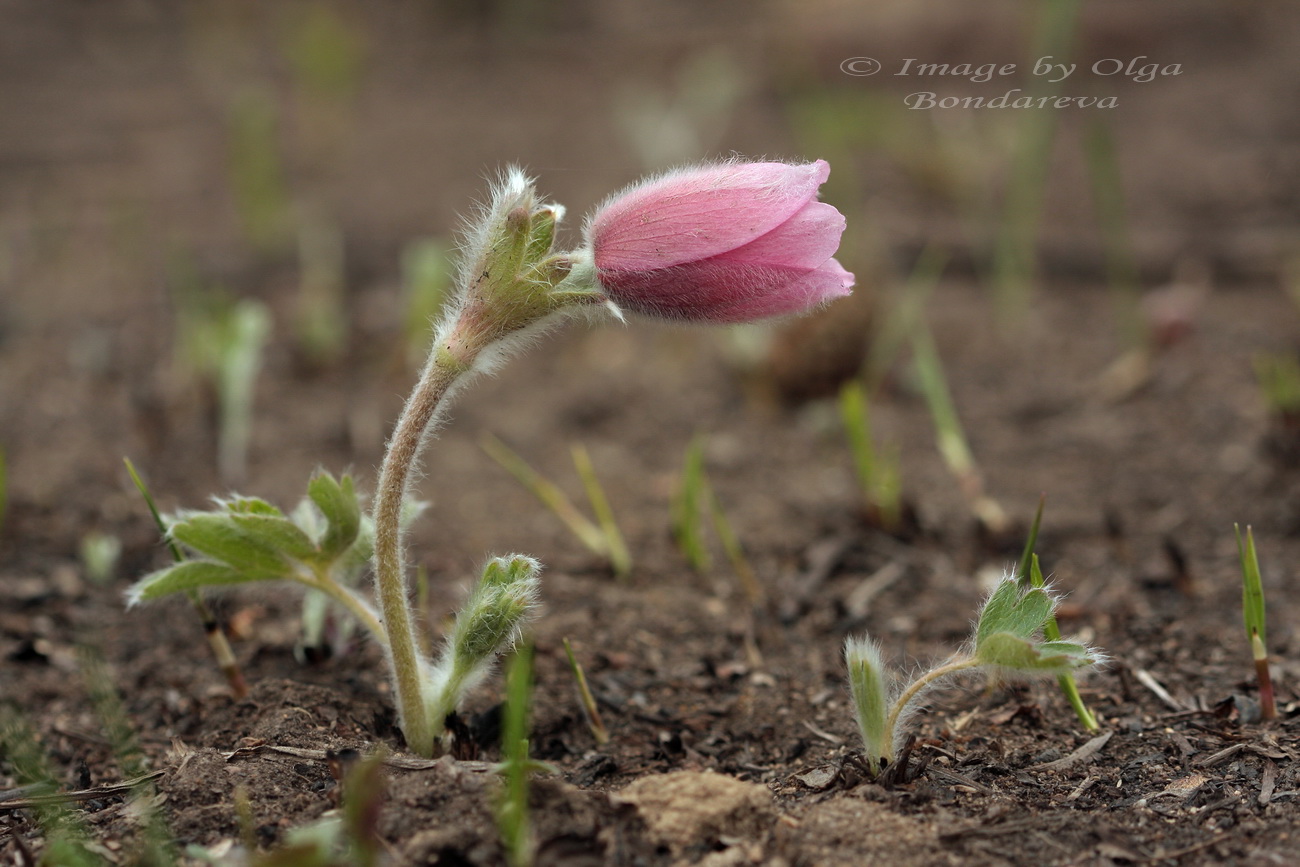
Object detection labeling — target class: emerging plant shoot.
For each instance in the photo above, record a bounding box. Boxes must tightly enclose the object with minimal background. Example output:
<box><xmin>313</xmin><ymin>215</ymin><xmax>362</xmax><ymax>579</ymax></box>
<box><xmin>846</xmin><ymin>571</ymin><xmax>1104</xmax><ymax>774</ymax></box>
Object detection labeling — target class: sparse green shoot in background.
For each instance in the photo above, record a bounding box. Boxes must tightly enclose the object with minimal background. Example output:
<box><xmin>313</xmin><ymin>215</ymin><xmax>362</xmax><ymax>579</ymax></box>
<box><xmin>498</xmin><ymin>645</ymin><xmax>536</xmax><ymax>867</ymax></box>
<box><xmin>1253</xmin><ymin>352</ymin><xmax>1300</xmax><ymax>421</ymax></box>
<box><xmin>671</xmin><ymin>434</ymin><xmax>762</xmax><ymax>605</ymax></box>
<box><xmin>286</xmin><ymin>3</ymin><xmax>365</xmax><ymax>104</ymax></box>
<box><xmin>1235</xmin><ymin>524</ymin><xmax>1276</xmax><ymax>721</ymax></box>
<box><xmin>125</xmin><ymin>457</ymin><xmax>249</xmax><ymax>699</ymax></box>
<box><xmin>846</xmin><ymin>571</ymin><xmax>1103</xmax><ymax>775</ymax></box>
<box><xmin>482</xmin><ymin>435</ymin><xmax>631</xmax><ymax>578</ymax></box>
<box><xmin>172</xmin><ymin>273</ymin><xmax>272</xmax><ymax>486</ymax></box>
<box><xmin>402</xmin><ymin>238</ymin><xmax>455</xmax><ymax>364</ymax></box>
<box><xmin>1083</xmin><ymin>119</ymin><xmax>1144</xmax><ymax>351</ymax></box>
<box><xmin>672</xmin><ymin>434</ymin><xmax>712</xmax><ymax>572</ymax></box>
<box><xmin>295</xmin><ymin>217</ymin><xmax>349</xmax><ymax>364</ymax></box>
<box><xmin>1013</xmin><ymin>495</ymin><xmax>1046</xmax><ymax>587</ymax></box>
<box><xmin>839</xmin><ymin>379</ymin><xmax>902</xmax><ymax>531</ymax></box>
<box><xmin>571</xmin><ymin>444</ymin><xmax>632</xmax><ymax>579</ymax></box>
<box><xmin>228</xmin><ymin>90</ymin><xmax>293</xmax><ymax>255</ymax></box>
<box><xmin>910</xmin><ymin>321</ymin><xmax>1007</xmax><ymax>533</ymax></box>
<box><xmin>562</xmin><ymin>637</ymin><xmax>609</xmax><ymax>745</ymax></box>
<box><xmin>991</xmin><ymin>0</ymin><xmax>1083</xmax><ymax>321</ymax></box>
<box><xmin>80</xmin><ymin>531</ymin><xmax>122</xmax><ymax>585</ymax></box>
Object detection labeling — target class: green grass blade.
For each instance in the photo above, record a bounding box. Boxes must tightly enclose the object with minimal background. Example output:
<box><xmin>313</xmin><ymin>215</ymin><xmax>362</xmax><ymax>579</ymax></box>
<box><xmin>671</xmin><ymin>434</ymin><xmax>712</xmax><ymax>572</ymax></box>
<box><xmin>1084</xmin><ymin>118</ymin><xmax>1144</xmax><ymax>349</ymax></box>
<box><xmin>571</xmin><ymin>444</ymin><xmax>632</xmax><ymax>579</ymax></box>
<box><xmin>1235</xmin><ymin>523</ymin><xmax>1276</xmax><ymax>720</ymax></box>
<box><xmin>562</xmin><ymin>637</ymin><xmax>609</xmax><ymax>746</ymax></box>
<box><xmin>498</xmin><ymin>645</ymin><xmax>535</xmax><ymax>867</ymax></box>
<box><xmin>482</xmin><ymin>435</ymin><xmax>606</xmax><ymax>556</ymax></box>
<box><xmin>1015</xmin><ymin>495</ymin><xmax>1046</xmax><ymax>587</ymax></box>
<box><xmin>1030</xmin><ymin>555</ymin><xmax>1099</xmax><ymax>731</ymax></box>
<box><xmin>910</xmin><ymin>322</ymin><xmax>973</xmax><ymax>479</ymax></box>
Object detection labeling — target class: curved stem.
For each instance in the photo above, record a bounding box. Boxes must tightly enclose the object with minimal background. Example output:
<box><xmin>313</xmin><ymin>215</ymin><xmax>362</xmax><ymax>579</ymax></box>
<box><xmin>373</xmin><ymin>344</ymin><xmax>474</xmax><ymax>757</ymax></box>
<box><xmin>885</xmin><ymin>657</ymin><xmax>982</xmax><ymax>759</ymax></box>
<box><xmin>303</xmin><ymin>567</ymin><xmax>388</xmax><ymax>648</ymax></box>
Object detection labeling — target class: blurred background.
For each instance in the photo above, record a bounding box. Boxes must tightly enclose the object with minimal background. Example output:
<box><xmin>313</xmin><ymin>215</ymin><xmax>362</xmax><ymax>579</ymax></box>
<box><xmin>1</xmin><ymin>0</ymin><xmax>1297</xmax><ymax>542</ymax></box>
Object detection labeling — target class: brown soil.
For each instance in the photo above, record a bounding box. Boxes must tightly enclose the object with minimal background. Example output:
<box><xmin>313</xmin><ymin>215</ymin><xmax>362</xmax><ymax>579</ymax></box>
<box><xmin>2</xmin><ymin>2</ymin><xmax>1298</xmax><ymax>865</ymax></box>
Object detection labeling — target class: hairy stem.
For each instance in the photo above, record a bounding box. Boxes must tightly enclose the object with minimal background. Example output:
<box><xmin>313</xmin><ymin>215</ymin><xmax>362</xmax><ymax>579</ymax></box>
<box><xmin>303</xmin><ymin>566</ymin><xmax>388</xmax><ymax>647</ymax></box>
<box><xmin>373</xmin><ymin>334</ymin><xmax>477</xmax><ymax>757</ymax></box>
<box><xmin>885</xmin><ymin>657</ymin><xmax>982</xmax><ymax>761</ymax></box>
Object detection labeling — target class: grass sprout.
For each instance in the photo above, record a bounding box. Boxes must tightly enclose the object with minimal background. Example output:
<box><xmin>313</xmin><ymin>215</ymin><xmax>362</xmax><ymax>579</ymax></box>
<box><xmin>1235</xmin><ymin>524</ymin><xmax>1277</xmax><ymax>721</ymax></box>
<box><xmin>671</xmin><ymin>434</ymin><xmax>762</xmax><ymax>605</ymax></box>
<box><xmin>562</xmin><ymin>637</ymin><xmax>610</xmax><ymax>746</ymax></box>
<box><xmin>671</xmin><ymin>434</ymin><xmax>711</xmax><ymax>572</ymax></box>
<box><xmin>838</xmin><ymin>379</ymin><xmax>903</xmax><ymax>531</ymax></box>
<box><xmin>295</xmin><ymin>217</ymin><xmax>348</xmax><ymax>365</ymax></box>
<box><xmin>172</xmin><ymin>277</ymin><xmax>272</xmax><ymax>486</ymax></box>
<box><xmin>910</xmin><ymin>321</ymin><xmax>1007</xmax><ymax>533</ymax></box>
<box><xmin>498</xmin><ymin>645</ymin><xmax>536</xmax><ymax>867</ymax></box>
<box><xmin>79</xmin><ymin>531</ymin><xmax>122</xmax><ymax>585</ymax></box>
<box><xmin>482</xmin><ymin>435</ymin><xmax>631</xmax><ymax>578</ymax></box>
<box><xmin>1253</xmin><ymin>352</ymin><xmax>1300</xmax><ymax>421</ymax></box>
<box><xmin>991</xmin><ymin>0</ymin><xmax>1083</xmax><ymax>320</ymax></box>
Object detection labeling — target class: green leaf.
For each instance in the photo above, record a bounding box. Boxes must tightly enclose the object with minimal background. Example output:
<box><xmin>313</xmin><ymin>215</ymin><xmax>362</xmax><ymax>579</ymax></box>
<box><xmin>170</xmin><ymin>513</ymin><xmax>289</xmax><ymax>578</ymax></box>
<box><xmin>228</xmin><ymin>512</ymin><xmax>318</xmax><ymax>561</ymax></box>
<box><xmin>844</xmin><ymin>636</ymin><xmax>891</xmax><ymax>772</ymax></box>
<box><xmin>127</xmin><ymin>560</ymin><xmax>272</xmax><ymax>603</ymax></box>
<box><xmin>1236</xmin><ymin>524</ymin><xmax>1267</xmax><ymax>650</ymax></box>
<box><xmin>976</xmin><ymin>579</ymin><xmax>1052</xmax><ymax>646</ymax></box>
<box><xmin>224</xmin><ymin>496</ymin><xmax>283</xmax><ymax>517</ymax></box>
<box><xmin>976</xmin><ymin>632</ymin><xmax>1095</xmax><ymax>673</ymax></box>
<box><xmin>308</xmin><ymin>472</ymin><xmax>361</xmax><ymax>558</ymax></box>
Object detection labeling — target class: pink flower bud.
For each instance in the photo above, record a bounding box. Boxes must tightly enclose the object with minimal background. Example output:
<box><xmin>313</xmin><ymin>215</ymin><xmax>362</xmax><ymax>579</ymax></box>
<box><xmin>585</xmin><ymin>160</ymin><xmax>854</xmax><ymax>323</ymax></box>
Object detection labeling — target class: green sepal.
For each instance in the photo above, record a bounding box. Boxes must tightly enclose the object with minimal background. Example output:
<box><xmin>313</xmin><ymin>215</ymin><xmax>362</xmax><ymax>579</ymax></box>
<box><xmin>975</xmin><ymin>632</ymin><xmax>1096</xmax><ymax>672</ymax></box>
<box><xmin>976</xmin><ymin>579</ymin><xmax>1052</xmax><ymax>646</ymax></box>
<box><xmin>308</xmin><ymin>472</ymin><xmax>360</xmax><ymax>559</ymax></box>
<box><xmin>227</xmin><ymin>512</ymin><xmax>318</xmax><ymax>562</ymax></box>
<box><xmin>169</xmin><ymin>513</ymin><xmax>289</xmax><ymax>579</ymax></box>
<box><xmin>128</xmin><ymin>560</ymin><xmax>271</xmax><ymax>603</ymax></box>
<box><xmin>524</xmin><ymin>207</ymin><xmax>560</xmax><ymax>263</ymax></box>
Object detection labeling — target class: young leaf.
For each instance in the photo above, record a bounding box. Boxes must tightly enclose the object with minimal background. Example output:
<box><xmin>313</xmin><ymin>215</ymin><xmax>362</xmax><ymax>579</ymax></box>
<box><xmin>308</xmin><ymin>472</ymin><xmax>361</xmax><ymax>558</ymax></box>
<box><xmin>845</xmin><ymin>635</ymin><xmax>891</xmax><ymax>772</ymax></box>
<box><xmin>170</xmin><ymin>513</ymin><xmax>290</xmax><ymax>578</ymax></box>
<box><xmin>227</xmin><ymin>512</ymin><xmax>319</xmax><ymax>562</ymax></box>
<box><xmin>128</xmin><ymin>560</ymin><xmax>269</xmax><ymax>604</ymax></box>
<box><xmin>975</xmin><ymin>632</ymin><xmax>1096</xmax><ymax>673</ymax></box>
<box><xmin>225</xmin><ymin>496</ymin><xmax>285</xmax><ymax>517</ymax></box>
<box><xmin>975</xmin><ymin>578</ymin><xmax>1052</xmax><ymax>645</ymax></box>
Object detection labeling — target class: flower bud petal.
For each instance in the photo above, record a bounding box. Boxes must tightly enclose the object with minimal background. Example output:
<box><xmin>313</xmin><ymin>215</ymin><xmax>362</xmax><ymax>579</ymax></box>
<box><xmin>584</xmin><ymin>159</ymin><xmax>853</xmax><ymax>324</ymax></box>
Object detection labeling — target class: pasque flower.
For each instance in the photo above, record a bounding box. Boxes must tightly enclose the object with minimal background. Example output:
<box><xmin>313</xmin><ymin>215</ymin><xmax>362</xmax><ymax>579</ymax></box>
<box><xmin>582</xmin><ymin>160</ymin><xmax>854</xmax><ymax>323</ymax></box>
